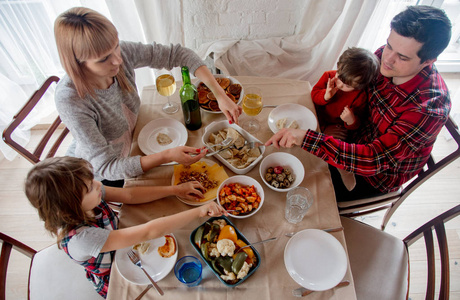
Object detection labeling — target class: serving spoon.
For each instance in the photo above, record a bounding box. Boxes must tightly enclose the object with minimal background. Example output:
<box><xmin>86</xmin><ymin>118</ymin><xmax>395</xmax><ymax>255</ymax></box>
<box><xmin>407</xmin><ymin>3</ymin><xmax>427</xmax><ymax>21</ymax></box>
<box><xmin>235</xmin><ymin>237</ymin><xmax>278</xmax><ymax>253</ymax></box>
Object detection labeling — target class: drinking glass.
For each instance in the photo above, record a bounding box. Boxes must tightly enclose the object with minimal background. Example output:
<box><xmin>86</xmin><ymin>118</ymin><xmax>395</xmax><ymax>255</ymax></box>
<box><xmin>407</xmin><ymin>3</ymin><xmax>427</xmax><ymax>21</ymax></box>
<box><xmin>242</xmin><ymin>86</ymin><xmax>263</xmax><ymax>133</ymax></box>
<box><xmin>285</xmin><ymin>187</ymin><xmax>314</xmax><ymax>224</ymax></box>
<box><xmin>156</xmin><ymin>69</ymin><xmax>180</xmax><ymax>114</ymax></box>
<box><xmin>174</xmin><ymin>256</ymin><xmax>202</xmax><ymax>287</ymax></box>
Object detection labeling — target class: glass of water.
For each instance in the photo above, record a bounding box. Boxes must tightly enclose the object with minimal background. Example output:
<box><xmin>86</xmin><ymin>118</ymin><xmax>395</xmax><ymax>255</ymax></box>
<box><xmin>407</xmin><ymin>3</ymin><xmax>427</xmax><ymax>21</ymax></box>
<box><xmin>285</xmin><ymin>187</ymin><xmax>314</xmax><ymax>224</ymax></box>
<box><xmin>174</xmin><ymin>256</ymin><xmax>202</xmax><ymax>287</ymax></box>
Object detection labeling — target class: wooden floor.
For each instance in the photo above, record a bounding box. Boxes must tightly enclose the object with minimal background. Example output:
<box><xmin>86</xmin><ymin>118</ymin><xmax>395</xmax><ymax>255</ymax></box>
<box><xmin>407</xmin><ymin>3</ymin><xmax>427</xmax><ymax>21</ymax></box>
<box><xmin>1</xmin><ymin>74</ymin><xmax>459</xmax><ymax>299</ymax></box>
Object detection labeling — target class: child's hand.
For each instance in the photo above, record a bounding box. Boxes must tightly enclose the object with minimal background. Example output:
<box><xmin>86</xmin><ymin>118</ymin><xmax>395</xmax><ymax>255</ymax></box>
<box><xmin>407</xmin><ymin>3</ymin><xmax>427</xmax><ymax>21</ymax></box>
<box><xmin>200</xmin><ymin>202</ymin><xmax>228</xmax><ymax>217</ymax></box>
<box><xmin>175</xmin><ymin>181</ymin><xmax>205</xmax><ymax>201</ymax></box>
<box><xmin>340</xmin><ymin>106</ymin><xmax>356</xmax><ymax>126</ymax></box>
<box><xmin>325</xmin><ymin>77</ymin><xmax>339</xmax><ymax>101</ymax></box>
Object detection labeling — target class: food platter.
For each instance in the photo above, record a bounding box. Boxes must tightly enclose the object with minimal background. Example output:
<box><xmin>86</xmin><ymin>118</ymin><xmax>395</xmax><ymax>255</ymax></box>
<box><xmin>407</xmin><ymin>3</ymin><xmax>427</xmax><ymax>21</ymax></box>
<box><xmin>267</xmin><ymin>103</ymin><xmax>317</xmax><ymax>134</ymax></box>
<box><xmin>195</xmin><ymin>75</ymin><xmax>244</xmax><ymax>114</ymax></box>
<box><xmin>284</xmin><ymin>229</ymin><xmax>347</xmax><ymax>291</ymax></box>
<box><xmin>115</xmin><ymin>234</ymin><xmax>178</xmax><ymax>285</ymax></box>
<box><xmin>171</xmin><ymin>159</ymin><xmax>227</xmax><ymax>206</ymax></box>
<box><xmin>138</xmin><ymin>118</ymin><xmax>188</xmax><ymax>156</ymax></box>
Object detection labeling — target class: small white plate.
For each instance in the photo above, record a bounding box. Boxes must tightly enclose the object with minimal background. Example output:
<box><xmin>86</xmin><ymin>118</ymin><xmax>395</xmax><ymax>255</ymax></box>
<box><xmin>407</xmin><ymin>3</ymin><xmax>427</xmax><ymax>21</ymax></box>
<box><xmin>268</xmin><ymin>103</ymin><xmax>317</xmax><ymax>134</ymax></box>
<box><xmin>284</xmin><ymin>229</ymin><xmax>347</xmax><ymax>291</ymax></box>
<box><xmin>171</xmin><ymin>158</ymin><xmax>219</xmax><ymax>206</ymax></box>
<box><xmin>138</xmin><ymin>118</ymin><xmax>188</xmax><ymax>155</ymax></box>
<box><xmin>115</xmin><ymin>234</ymin><xmax>178</xmax><ymax>285</ymax></box>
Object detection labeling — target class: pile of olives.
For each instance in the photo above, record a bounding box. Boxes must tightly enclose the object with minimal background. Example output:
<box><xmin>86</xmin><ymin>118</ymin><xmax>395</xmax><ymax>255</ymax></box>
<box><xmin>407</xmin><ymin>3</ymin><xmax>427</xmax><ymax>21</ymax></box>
<box><xmin>264</xmin><ymin>166</ymin><xmax>295</xmax><ymax>189</ymax></box>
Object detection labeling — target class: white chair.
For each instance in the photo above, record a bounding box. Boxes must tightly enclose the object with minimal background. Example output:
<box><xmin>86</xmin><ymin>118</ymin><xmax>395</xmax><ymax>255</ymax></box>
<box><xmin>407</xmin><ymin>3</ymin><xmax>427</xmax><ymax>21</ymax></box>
<box><xmin>341</xmin><ymin>203</ymin><xmax>460</xmax><ymax>300</ymax></box>
<box><xmin>1</xmin><ymin>232</ymin><xmax>103</xmax><ymax>300</ymax></box>
<box><xmin>339</xmin><ymin>116</ymin><xmax>460</xmax><ymax>230</ymax></box>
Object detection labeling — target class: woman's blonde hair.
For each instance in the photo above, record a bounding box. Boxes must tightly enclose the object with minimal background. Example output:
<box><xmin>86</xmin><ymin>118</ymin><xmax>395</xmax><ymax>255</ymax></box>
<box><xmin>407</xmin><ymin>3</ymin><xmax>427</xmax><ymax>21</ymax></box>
<box><xmin>54</xmin><ymin>7</ymin><xmax>133</xmax><ymax>98</ymax></box>
<box><xmin>25</xmin><ymin>157</ymin><xmax>96</xmax><ymax>243</ymax></box>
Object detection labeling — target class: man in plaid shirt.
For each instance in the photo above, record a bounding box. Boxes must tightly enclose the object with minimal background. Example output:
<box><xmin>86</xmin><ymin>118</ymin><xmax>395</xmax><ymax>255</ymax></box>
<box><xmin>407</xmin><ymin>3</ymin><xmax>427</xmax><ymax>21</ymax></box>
<box><xmin>266</xmin><ymin>5</ymin><xmax>452</xmax><ymax>201</ymax></box>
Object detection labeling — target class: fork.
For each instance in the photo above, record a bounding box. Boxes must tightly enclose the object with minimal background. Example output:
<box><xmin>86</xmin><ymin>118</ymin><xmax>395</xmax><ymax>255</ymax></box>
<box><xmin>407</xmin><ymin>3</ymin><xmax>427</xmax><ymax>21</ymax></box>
<box><xmin>127</xmin><ymin>250</ymin><xmax>164</xmax><ymax>296</ymax></box>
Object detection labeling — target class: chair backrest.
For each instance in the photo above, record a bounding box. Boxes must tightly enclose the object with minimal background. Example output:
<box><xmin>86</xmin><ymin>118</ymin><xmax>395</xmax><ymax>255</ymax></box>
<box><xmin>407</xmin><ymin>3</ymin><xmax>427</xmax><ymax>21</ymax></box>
<box><xmin>0</xmin><ymin>232</ymin><xmax>36</xmax><ymax>300</ymax></box>
<box><xmin>339</xmin><ymin>115</ymin><xmax>460</xmax><ymax>230</ymax></box>
<box><xmin>2</xmin><ymin>76</ymin><xmax>69</xmax><ymax>164</ymax></box>
<box><xmin>0</xmin><ymin>231</ymin><xmax>103</xmax><ymax>300</ymax></box>
<box><xmin>403</xmin><ymin>204</ymin><xmax>460</xmax><ymax>300</ymax></box>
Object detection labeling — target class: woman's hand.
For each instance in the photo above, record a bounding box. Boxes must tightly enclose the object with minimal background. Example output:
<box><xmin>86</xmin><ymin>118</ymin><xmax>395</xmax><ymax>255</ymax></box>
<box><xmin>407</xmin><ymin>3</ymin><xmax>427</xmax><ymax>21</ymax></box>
<box><xmin>325</xmin><ymin>77</ymin><xmax>339</xmax><ymax>101</ymax></box>
<box><xmin>199</xmin><ymin>201</ymin><xmax>228</xmax><ymax>217</ymax></box>
<box><xmin>265</xmin><ymin>128</ymin><xmax>307</xmax><ymax>149</ymax></box>
<box><xmin>174</xmin><ymin>181</ymin><xmax>205</xmax><ymax>201</ymax></box>
<box><xmin>164</xmin><ymin>146</ymin><xmax>207</xmax><ymax>166</ymax></box>
<box><xmin>215</xmin><ymin>93</ymin><xmax>242</xmax><ymax>125</ymax></box>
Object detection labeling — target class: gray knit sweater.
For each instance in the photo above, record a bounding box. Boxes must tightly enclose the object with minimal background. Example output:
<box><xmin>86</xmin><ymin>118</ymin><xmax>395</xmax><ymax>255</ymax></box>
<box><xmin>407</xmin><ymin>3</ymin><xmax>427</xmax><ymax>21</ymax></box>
<box><xmin>55</xmin><ymin>41</ymin><xmax>204</xmax><ymax>181</ymax></box>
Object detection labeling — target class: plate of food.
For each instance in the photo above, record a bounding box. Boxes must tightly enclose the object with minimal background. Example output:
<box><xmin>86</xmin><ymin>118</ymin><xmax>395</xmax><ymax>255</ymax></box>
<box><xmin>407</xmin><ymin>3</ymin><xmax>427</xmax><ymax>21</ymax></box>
<box><xmin>267</xmin><ymin>103</ymin><xmax>317</xmax><ymax>134</ymax></box>
<box><xmin>138</xmin><ymin>118</ymin><xmax>188</xmax><ymax>155</ymax></box>
<box><xmin>190</xmin><ymin>216</ymin><xmax>261</xmax><ymax>287</ymax></box>
<box><xmin>284</xmin><ymin>229</ymin><xmax>347</xmax><ymax>291</ymax></box>
<box><xmin>171</xmin><ymin>159</ymin><xmax>229</xmax><ymax>206</ymax></box>
<box><xmin>195</xmin><ymin>75</ymin><xmax>244</xmax><ymax>113</ymax></box>
<box><xmin>115</xmin><ymin>234</ymin><xmax>178</xmax><ymax>285</ymax></box>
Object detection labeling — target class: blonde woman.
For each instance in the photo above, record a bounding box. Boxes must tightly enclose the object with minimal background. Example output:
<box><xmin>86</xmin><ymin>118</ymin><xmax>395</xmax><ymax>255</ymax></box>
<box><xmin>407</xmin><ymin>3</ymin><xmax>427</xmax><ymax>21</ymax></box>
<box><xmin>54</xmin><ymin>7</ymin><xmax>242</xmax><ymax>186</ymax></box>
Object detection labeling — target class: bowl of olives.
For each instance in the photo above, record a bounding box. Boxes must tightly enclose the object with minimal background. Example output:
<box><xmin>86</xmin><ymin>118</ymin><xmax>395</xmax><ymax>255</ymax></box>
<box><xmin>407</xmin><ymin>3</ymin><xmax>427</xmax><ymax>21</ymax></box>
<box><xmin>259</xmin><ymin>152</ymin><xmax>305</xmax><ymax>192</ymax></box>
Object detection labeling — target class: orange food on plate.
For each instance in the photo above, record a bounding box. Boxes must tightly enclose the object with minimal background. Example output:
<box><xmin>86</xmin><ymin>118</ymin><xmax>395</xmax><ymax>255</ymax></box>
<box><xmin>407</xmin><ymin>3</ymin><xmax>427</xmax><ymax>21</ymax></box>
<box><xmin>158</xmin><ymin>235</ymin><xmax>176</xmax><ymax>258</ymax></box>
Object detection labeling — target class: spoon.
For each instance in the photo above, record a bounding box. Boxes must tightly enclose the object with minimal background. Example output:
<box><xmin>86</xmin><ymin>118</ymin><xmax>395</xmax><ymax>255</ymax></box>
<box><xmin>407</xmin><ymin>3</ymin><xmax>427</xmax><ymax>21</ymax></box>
<box><xmin>285</xmin><ymin>226</ymin><xmax>343</xmax><ymax>237</ymax></box>
<box><xmin>235</xmin><ymin>237</ymin><xmax>277</xmax><ymax>253</ymax></box>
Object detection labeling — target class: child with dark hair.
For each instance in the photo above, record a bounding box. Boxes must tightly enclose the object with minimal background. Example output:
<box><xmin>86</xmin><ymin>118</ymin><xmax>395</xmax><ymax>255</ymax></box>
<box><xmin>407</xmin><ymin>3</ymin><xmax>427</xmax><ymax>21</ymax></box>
<box><xmin>311</xmin><ymin>47</ymin><xmax>379</xmax><ymax>134</ymax></box>
<box><xmin>25</xmin><ymin>156</ymin><xmax>227</xmax><ymax>298</ymax></box>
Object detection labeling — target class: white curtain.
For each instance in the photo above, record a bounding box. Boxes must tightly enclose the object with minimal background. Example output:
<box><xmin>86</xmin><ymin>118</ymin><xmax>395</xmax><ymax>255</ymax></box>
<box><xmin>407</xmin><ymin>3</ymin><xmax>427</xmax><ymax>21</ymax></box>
<box><xmin>0</xmin><ymin>0</ymin><xmax>171</xmax><ymax>159</ymax></box>
<box><xmin>197</xmin><ymin>0</ymin><xmax>379</xmax><ymax>84</ymax></box>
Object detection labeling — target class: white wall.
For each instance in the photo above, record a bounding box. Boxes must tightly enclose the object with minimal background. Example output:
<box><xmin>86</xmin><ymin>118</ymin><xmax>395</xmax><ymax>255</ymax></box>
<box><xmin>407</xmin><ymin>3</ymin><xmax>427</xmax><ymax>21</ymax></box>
<box><xmin>182</xmin><ymin>0</ymin><xmax>305</xmax><ymax>50</ymax></box>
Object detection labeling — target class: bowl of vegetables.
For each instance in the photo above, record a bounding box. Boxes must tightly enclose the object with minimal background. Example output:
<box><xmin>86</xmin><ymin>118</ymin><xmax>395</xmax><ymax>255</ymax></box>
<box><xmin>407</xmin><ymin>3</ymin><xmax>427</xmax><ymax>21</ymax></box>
<box><xmin>259</xmin><ymin>152</ymin><xmax>305</xmax><ymax>192</ymax></box>
<box><xmin>217</xmin><ymin>175</ymin><xmax>264</xmax><ymax>218</ymax></box>
<box><xmin>190</xmin><ymin>216</ymin><xmax>261</xmax><ymax>287</ymax></box>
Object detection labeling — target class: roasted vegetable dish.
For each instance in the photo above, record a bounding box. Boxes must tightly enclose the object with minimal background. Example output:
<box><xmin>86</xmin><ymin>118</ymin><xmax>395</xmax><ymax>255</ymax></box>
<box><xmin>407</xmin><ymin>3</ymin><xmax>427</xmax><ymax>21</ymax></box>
<box><xmin>219</xmin><ymin>183</ymin><xmax>261</xmax><ymax>216</ymax></box>
<box><xmin>193</xmin><ymin>218</ymin><xmax>258</xmax><ymax>284</ymax></box>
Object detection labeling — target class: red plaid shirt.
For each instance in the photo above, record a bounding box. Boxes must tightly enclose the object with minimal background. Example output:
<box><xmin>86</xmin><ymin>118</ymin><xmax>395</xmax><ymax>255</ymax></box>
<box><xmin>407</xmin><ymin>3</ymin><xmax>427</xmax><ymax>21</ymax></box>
<box><xmin>302</xmin><ymin>46</ymin><xmax>451</xmax><ymax>192</ymax></box>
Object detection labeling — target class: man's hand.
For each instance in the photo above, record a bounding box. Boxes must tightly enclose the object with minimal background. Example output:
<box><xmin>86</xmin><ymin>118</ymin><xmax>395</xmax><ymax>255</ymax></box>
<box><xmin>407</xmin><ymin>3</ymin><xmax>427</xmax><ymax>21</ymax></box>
<box><xmin>265</xmin><ymin>128</ymin><xmax>307</xmax><ymax>149</ymax></box>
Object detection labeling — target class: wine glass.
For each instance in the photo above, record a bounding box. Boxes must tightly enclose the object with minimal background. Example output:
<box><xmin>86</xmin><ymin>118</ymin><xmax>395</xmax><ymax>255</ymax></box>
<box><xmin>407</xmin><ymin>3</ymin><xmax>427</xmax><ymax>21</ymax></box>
<box><xmin>156</xmin><ymin>70</ymin><xmax>180</xmax><ymax>114</ymax></box>
<box><xmin>242</xmin><ymin>86</ymin><xmax>263</xmax><ymax>133</ymax></box>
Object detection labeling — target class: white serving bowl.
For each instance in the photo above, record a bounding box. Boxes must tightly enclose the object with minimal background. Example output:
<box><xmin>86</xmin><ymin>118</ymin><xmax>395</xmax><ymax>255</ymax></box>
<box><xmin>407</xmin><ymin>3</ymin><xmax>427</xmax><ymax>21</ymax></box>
<box><xmin>259</xmin><ymin>152</ymin><xmax>305</xmax><ymax>192</ymax></box>
<box><xmin>202</xmin><ymin>120</ymin><xmax>265</xmax><ymax>175</ymax></box>
<box><xmin>194</xmin><ymin>74</ymin><xmax>244</xmax><ymax>114</ymax></box>
<box><xmin>217</xmin><ymin>175</ymin><xmax>265</xmax><ymax>219</ymax></box>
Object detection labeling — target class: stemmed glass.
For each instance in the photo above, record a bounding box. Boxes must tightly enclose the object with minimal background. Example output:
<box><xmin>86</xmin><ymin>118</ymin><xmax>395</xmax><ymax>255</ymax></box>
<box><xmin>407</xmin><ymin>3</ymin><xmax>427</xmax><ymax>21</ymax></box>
<box><xmin>156</xmin><ymin>69</ymin><xmax>180</xmax><ymax>114</ymax></box>
<box><xmin>242</xmin><ymin>86</ymin><xmax>263</xmax><ymax>133</ymax></box>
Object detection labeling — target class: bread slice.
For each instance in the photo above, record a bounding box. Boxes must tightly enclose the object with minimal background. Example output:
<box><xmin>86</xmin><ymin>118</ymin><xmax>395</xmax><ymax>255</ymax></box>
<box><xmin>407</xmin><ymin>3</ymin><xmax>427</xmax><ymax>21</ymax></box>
<box><xmin>158</xmin><ymin>235</ymin><xmax>176</xmax><ymax>258</ymax></box>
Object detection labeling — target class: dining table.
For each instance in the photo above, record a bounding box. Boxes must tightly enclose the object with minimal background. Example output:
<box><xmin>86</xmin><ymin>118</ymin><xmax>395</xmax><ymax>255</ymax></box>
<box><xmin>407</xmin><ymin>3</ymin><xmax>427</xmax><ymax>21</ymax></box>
<box><xmin>106</xmin><ymin>76</ymin><xmax>357</xmax><ymax>300</ymax></box>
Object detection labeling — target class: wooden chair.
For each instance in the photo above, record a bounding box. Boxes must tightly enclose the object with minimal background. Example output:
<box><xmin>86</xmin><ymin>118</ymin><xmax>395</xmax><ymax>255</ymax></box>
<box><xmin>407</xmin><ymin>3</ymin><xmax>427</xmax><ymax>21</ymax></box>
<box><xmin>338</xmin><ymin>116</ymin><xmax>460</xmax><ymax>230</ymax></box>
<box><xmin>341</xmin><ymin>203</ymin><xmax>460</xmax><ymax>300</ymax></box>
<box><xmin>0</xmin><ymin>232</ymin><xmax>103</xmax><ymax>300</ymax></box>
<box><xmin>2</xmin><ymin>76</ymin><xmax>69</xmax><ymax>164</ymax></box>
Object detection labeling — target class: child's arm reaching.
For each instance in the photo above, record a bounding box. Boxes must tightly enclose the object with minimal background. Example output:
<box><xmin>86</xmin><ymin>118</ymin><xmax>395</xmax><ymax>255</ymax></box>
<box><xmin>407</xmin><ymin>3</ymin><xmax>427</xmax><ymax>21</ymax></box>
<box><xmin>100</xmin><ymin>201</ymin><xmax>227</xmax><ymax>252</ymax></box>
<box><xmin>104</xmin><ymin>181</ymin><xmax>206</xmax><ymax>204</ymax></box>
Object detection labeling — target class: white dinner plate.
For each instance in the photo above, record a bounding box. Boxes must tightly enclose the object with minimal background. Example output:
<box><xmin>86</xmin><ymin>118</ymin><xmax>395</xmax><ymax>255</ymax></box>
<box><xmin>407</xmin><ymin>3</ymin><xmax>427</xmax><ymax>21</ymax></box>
<box><xmin>138</xmin><ymin>118</ymin><xmax>188</xmax><ymax>156</ymax></box>
<box><xmin>115</xmin><ymin>234</ymin><xmax>178</xmax><ymax>285</ymax></box>
<box><xmin>268</xmin><ymin>103</ymin><xmax>317</xmax><ymax>134</ymax></box>
<box><xmin>284</xmin><ymin>229</ymin><xmax>347</xmax><ymax>291</ymax></box>
<box><xmin>171</xmin><ymin>158</ymin><xmax>219</xmax><ymax>206</ymax></box>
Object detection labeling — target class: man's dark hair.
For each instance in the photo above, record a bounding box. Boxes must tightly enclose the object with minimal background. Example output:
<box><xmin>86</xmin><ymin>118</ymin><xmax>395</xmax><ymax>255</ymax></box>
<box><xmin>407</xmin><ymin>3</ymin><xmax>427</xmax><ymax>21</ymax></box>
<box><xmin>391</xmin><ymin>5</ymin><xmax>451</xmax><ymax>63</ymax></box>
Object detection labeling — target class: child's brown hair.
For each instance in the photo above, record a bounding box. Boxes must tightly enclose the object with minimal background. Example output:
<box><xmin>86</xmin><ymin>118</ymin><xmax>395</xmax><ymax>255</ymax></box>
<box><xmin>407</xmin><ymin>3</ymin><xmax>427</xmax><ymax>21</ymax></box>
<box><xmin>25</xmin><ymin>156</ymin><xmax>96</xmax><ymax>242</ymax></box>
<box><xmin>336</xmin><ymin>47</ymin><xmax>379</xmax><ymax>90</ymax></box>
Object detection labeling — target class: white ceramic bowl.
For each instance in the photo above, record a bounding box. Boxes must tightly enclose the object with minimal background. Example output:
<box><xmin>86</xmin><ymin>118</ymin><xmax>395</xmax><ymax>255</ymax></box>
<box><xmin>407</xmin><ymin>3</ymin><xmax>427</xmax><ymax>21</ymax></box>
<box><xmin>259</xmin><ymin>152</ymin><xmax>305</xmax><ymax>192</ymax></box>
<box><xmin>202</xmin><ymin>120</ymin><xmax>265</xmax><ymax>175</ymax></box>
<box><xmin>217</xmin><ymin>175</ymin><xmax>265</xmax><ymax>219</ymax></box>
<box><xmin>194</xmin><ymin>74</ymin><xmax>244</xmax><ymax>114</ymax></box>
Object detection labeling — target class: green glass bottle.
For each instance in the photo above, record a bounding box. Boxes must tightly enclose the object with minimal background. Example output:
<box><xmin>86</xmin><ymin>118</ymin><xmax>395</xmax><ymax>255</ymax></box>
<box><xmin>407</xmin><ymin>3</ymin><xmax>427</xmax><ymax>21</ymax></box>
<box><xmin>179</xmin><ymin>66</ymin><xmax>202</xmax><ymax>131</ymax></box>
